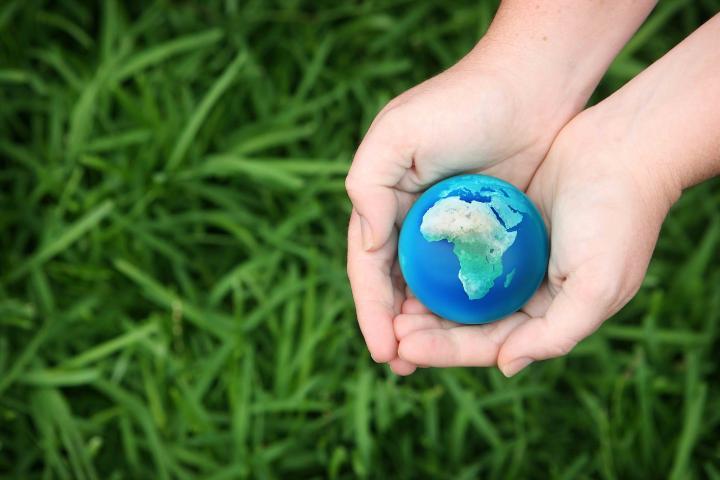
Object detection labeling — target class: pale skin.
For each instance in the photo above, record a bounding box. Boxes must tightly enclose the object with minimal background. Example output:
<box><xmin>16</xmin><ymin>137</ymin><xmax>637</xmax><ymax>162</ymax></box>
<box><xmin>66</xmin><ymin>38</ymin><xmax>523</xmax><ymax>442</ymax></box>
<box><xmin>346</xmin><ymin>2</ymin><xmax>720</xmax><ymax>376</ymax></box>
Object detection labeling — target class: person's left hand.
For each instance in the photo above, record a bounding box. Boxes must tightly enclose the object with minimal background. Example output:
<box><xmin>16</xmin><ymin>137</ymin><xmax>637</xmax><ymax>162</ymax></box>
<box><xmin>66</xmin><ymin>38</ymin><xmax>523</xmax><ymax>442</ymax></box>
<box><xmin>346</xmin><ymin>47</ymin><xmax>590</xmax><ymax>376</ymax></box>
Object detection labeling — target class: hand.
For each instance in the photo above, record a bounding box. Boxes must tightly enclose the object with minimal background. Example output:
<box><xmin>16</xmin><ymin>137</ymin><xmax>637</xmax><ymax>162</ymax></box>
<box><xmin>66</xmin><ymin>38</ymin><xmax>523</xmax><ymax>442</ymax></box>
<box><xmin>346</xmin><ymin>1</ymin><xmax>659</xmax><ymax>375</ymax></box>
<box><xmin>346</xmin><ymin>49</ymin><xmax>586</xmax><ymax>375</ymax></box>
<box><xmin>394</xmin><ymin>103</ymin><xmax>679</xmax><ymax>376</ymax></box>
<box><xmin>395</xmin><ymin>13</ymin><xmax>720</xmax><ymax>376</ymax></box>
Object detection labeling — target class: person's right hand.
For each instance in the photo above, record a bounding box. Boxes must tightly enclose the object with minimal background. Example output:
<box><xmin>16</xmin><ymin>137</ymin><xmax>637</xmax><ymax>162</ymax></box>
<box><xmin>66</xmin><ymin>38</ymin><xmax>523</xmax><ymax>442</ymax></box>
<box><xmin>345</xmin><ymin>45</ymin><xmax>588</xmax><ymax>375</ymax></box>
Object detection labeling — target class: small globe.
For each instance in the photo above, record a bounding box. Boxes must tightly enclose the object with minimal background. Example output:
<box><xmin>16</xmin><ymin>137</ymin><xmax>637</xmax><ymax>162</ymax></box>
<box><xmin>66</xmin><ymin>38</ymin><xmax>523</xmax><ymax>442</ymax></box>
<box><xmin>399</xmin><ymin>174</ymin><xmax>549</xmax><ymax>324</ymax></box>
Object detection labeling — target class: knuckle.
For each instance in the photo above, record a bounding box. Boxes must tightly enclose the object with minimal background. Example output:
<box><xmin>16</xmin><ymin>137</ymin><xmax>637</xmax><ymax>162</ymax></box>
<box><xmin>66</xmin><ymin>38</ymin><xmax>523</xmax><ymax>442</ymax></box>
<box><xmin>624</xmin><ymin>273</ymin><xmax>645</xmax><ymax>299</ymax></box>
<box><xmin>535</xmin><ymin>317</ymin><xmax>580</xmax><ymax>359</ymax></box>
<box><xmin>369</xmin><ymin>344</ymin><xmax>393</xmax><ymax>363</ymax></box>
<box><xmin>369</xmin><ymin>351</ymin><xmax>384</xmax><ymax>363</ymax></box>
<box><xmin>574</xmin><ymin>265</ymin><xmax>624</xmax><ymax>308</ymax></box>
<box><xmin>379</xmin><ymin>96</ymin><xmax>406</xmax><ymax>117</ymax></box>
<box><xmin>425</xmin><ymin>333</ymin><xmax>442</xmax><ymax>351</ymax></box>
<box><xmin>377</xmin><ymin>109</ymin><xmax>407</xmax><ymax>140</ymax></box>
<box><xmin>378</xmin><ymin>101</ymin><xmax>403</xmax><ymax>122</ymax></box>
<box><xmin>548</xmin><ymin>336</ymin><xmax>578</xmax><ymax>358</ymax></box>
<box><xmin>392</xmin><ymin>315</ymin><xmax>406</xmax><ymax>337</ymax></box>
<box><xmin>346</xmin><ymin>255</ymin><xmax>354</xmax><ymax>277</ymax></box>
<box><xmin>344</xmin><ymin>174</ymin><xmax>356</xmax><ymax>195</ymax></box>
<box><xmin>344</xmin><ymin>174</ymin><xmax>363</xmax><ymax>201</ymax></box>
<box><xmin>371</xmin><ymin>103</ymin><xmax>411</xmax><ymax>146</ymax></box>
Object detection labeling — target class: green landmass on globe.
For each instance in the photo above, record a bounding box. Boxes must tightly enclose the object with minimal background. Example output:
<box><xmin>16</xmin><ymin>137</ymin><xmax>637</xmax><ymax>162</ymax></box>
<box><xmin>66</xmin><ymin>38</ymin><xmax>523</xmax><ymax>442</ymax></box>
<box><xmin>420</xmin><ymin>192</ymin><xmax>525</xmax><ymax>300</ymax></box>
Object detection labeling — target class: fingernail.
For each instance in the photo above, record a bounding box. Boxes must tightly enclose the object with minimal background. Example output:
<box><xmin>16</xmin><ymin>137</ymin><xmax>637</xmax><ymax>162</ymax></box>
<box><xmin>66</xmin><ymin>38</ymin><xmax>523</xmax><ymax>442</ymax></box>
<box><xmin>501</xmin><ymin>357</ymin><xmax>533</xmax><ymax>377</ymax></box>
<box><xmin>359</xmin><ymin>215</ymin><xmax>374</xmax><ymax>251</ymax></box>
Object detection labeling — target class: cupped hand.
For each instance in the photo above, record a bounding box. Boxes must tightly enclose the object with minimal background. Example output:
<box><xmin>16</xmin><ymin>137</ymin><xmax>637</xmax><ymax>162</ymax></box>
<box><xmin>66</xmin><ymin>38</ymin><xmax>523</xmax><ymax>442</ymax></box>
<box><xmin>345</xmin><ymin>48</ymin><xmax>583</xmax><ymax>375</ymax></box>
<box><xmin>394</xmin><ymin>105</ymin><xmax>680</xmax><ymax>376</ymax></box>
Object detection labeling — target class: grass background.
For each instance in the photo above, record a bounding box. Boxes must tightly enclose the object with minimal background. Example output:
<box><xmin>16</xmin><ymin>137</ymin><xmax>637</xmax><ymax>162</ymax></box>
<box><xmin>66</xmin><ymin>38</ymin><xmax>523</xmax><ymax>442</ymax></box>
<box><xmin>1</xmin><ymin>0</ymin><xmax>719</xmax><ymax>478</ymax></box>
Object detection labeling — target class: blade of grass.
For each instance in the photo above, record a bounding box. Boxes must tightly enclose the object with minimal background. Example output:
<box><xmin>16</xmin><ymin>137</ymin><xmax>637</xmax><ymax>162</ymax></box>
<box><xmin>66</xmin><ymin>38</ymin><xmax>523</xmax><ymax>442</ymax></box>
<box><xmin>19</xmin><ymin>368</ymin><xmax>100</xmax><ymax>387</ymax></box>
<box><xmin>62</xmin><ymin>322</ymin><xmax>157</xmax><ymax>368</ymax></box>
<box><xmin>32</xmin><ymin>388</ymin><xmax>98</xmax><ymax>480</ymax></box>
<box><xmin>114</xmin><ymin>259</ymin><xmax>235</xmax><ymax>337</ymax></box>
<box><xmin>167</xmin><ymin>50</ymin><xmax>248</xmax><ymax>170</ymax></box>
<box><xmin>0</xmin><ymin>321</ymin><xmax>59</xmax><ymax>395</ymax></box>
<box><xmin>114</xmin><ymin>28</ymin><xmax>223</xmax><ymax>82</ymax></box>
<box><xmin>6</xmin><ymin>200</ymin><xmax>114</xmax><ymax>282</ymax></box>
<box><xmin>93</xmin><ymin>379</ymin><xmax>172</xmax><ymax>480</ymax></box>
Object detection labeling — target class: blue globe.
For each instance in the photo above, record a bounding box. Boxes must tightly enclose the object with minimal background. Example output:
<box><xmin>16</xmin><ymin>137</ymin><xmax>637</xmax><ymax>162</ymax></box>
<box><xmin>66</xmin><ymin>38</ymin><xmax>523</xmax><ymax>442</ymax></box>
<box><xmin>398</xmin><ymin>174</ymin><xmax>549</xmax><ymax>324</ymax></box>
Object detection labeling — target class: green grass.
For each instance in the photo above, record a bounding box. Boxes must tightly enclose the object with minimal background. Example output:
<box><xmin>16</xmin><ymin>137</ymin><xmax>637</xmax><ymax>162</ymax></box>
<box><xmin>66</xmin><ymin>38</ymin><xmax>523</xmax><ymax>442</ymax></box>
<box><xmin>1</xmin><ymin>0</ymin><xmax>719</xmax><ymax>478</ymax></box>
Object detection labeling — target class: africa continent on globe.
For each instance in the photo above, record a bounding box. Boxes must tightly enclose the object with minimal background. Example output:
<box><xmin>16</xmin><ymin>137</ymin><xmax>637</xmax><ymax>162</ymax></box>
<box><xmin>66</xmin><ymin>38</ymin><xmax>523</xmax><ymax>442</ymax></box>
<box><xmin>420</xmin><ymin>192</ymin><xmax>523</xmax><ymax>300</ymax></box>
<box><xmin>399</xmin><ymin>174</ymin><xmax>549</xmax><ymax>324</ymax></box>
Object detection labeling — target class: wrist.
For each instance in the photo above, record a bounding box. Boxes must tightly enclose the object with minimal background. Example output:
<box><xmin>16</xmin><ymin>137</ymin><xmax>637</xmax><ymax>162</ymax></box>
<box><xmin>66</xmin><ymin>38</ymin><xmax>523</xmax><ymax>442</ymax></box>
<box><xmin>468</xmin><ymin>36</ymin><xmax>591</xmax><ymax>114</ymax></box>
<box><xmin>458</xmin><ymin>41</ymin><xmax>591</xmax><ymax>150</ymax></box>
<box><xmin>465</xmin><ymin>0</ymin><xmax>657</xmax><ymax>126</ymax></box>
<box><xmin>579</xmin><ymin>14</ymin><xmax>720</xmax><ymax>200</ymax></box>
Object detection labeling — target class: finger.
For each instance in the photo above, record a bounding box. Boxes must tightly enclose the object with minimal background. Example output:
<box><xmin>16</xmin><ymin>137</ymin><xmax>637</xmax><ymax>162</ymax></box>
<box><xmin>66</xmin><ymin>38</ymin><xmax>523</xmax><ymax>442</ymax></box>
<box><xmin>390</xmin><ymin>262</ymin><xmax>406</xmax><ymax>309</ymax></box>
<box><xmin>347</xmin><ymin>210</ymin><xmax>402</xmax><ymax>363</ymax></box>
<box><xmin>388</xmin><ymin>357</ymin><xmax>417</xmax><ymax>376</ymax></box>
<box><xmin>400</xmin><ymin>297</ymin><xmax>431</xmax><ymax>315</ymax></box>
<box><xmin>345</xmin><ymin>114</ymin><xmax>414</xmax><ymax>251</ymax></box>
<box><xmin>520</xmin><ymin>282</ymin><xmax>553</xmax><ymax>318</ymax></box>
<box><xmin>395</xmin><ymin>190</ymin><xmax>418</xmax><ymax>226</ymax></box>
<box><xmin>497</xmin><ymin>271</ymin><xmax>615</xmax><ymax>377</ymax></box>
<box><xmin>394</xmin><ymin>312</ymin><xmax>455</xmax><ymax>340</ymax></box>
<box><xmin>398</xmin><ymin>313</ymin><xmax>529</xmax><ymax>367</ymax></box>
<box><xmin>404</xmin><ymin>285</ymin><xmax>415</xmax><ymax>299</ymax></box>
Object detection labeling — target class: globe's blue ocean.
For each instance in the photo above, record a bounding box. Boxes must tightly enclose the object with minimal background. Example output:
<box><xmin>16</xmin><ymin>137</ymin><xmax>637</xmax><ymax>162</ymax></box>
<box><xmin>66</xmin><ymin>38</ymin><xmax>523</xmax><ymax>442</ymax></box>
<box><xmin>398</xmin><ymin>174</ymin><xmax>549</xmax><ymax>324</ymax></box>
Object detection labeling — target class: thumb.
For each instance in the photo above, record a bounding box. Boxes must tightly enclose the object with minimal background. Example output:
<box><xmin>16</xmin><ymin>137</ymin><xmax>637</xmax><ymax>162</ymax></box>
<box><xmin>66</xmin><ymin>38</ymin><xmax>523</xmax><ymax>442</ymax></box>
<box><xmin>345</xmin><ymin>115</ymin><xmax>414</xmax><ymax>251</ymax></box>
<box><xmin>497</xmin><ymin>268</ymin><xmax>622</xmax><ymax>377</ymax></box>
